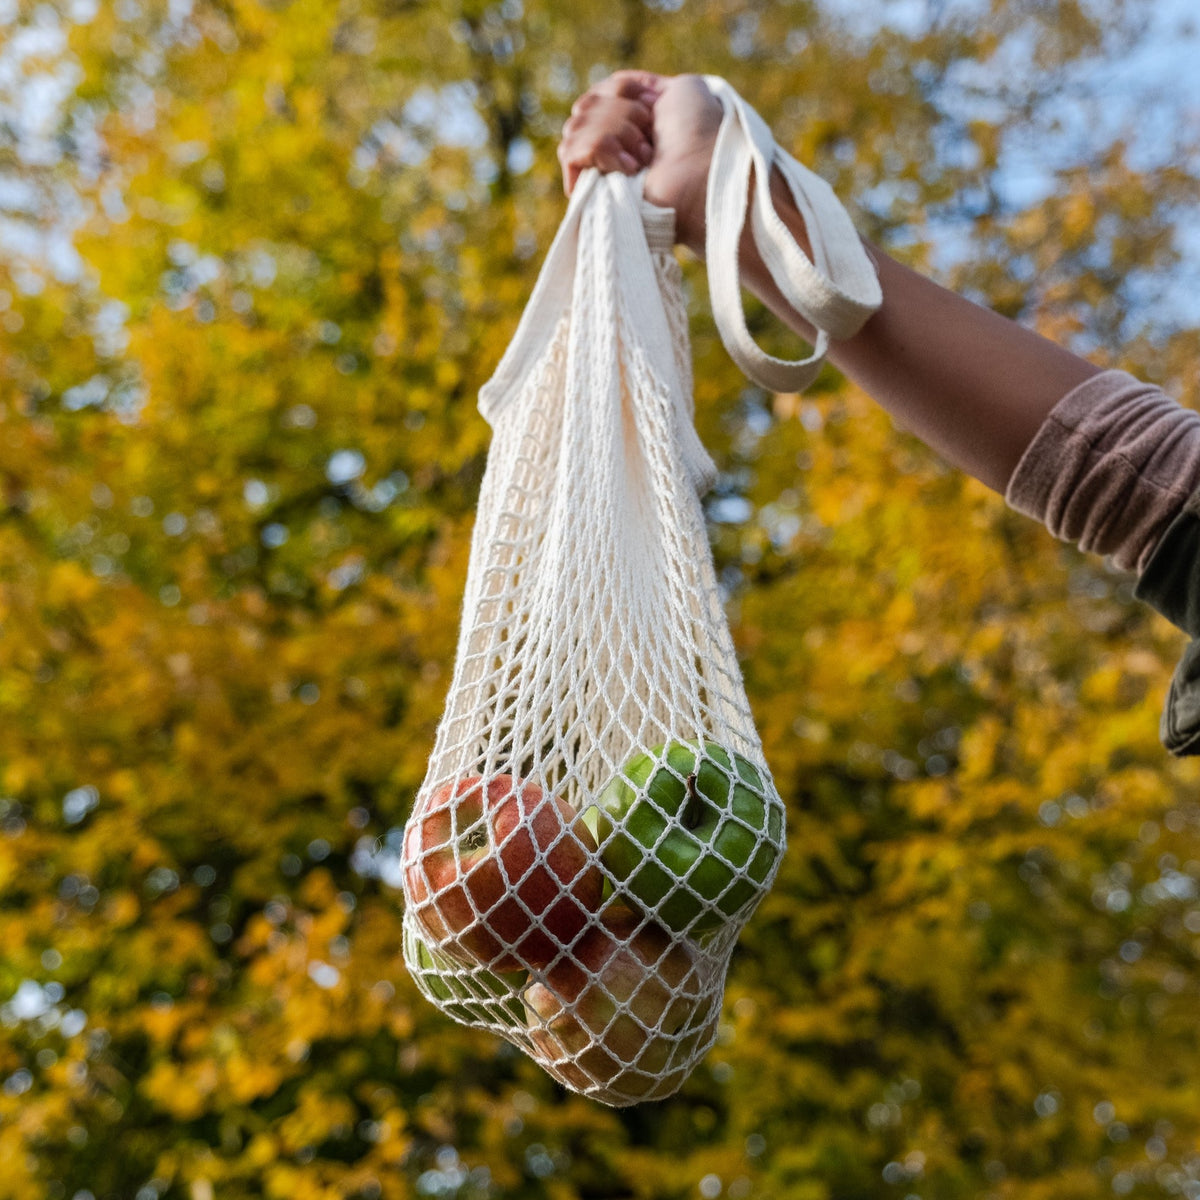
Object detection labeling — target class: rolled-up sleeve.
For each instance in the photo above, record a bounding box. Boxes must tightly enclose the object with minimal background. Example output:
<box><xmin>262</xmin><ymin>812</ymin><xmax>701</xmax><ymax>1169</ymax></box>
<box><xmin>1004</xmin><ymin>369</ymin><xmax>1200</xmax><ymax>572</ymax></box>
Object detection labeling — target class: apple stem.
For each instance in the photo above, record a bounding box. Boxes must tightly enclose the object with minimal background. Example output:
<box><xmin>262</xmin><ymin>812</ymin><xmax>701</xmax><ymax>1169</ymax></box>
<box><xmin>684</xmin><ymin>773</ymin><xmax>704</xmax><ymax>829</ymax></box>
<box><xmin>461</xmin><ymin>827</ymin><xmax>488</xmax><ymax>854</ymax></box>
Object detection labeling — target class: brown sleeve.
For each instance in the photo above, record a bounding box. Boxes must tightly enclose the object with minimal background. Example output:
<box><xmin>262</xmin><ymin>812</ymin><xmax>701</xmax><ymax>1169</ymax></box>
<box><xmin>1004</xmin><ymin>369</ymin><xmax>1200</xmax><ymax>572</ymax></box>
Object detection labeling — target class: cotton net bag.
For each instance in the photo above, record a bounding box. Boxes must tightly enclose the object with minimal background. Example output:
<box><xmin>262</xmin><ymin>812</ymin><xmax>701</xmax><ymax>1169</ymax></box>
<box><xmin>400</xmin><ymin>77</ymin><xmax>881</xmax><ymax>1106</ymax></box>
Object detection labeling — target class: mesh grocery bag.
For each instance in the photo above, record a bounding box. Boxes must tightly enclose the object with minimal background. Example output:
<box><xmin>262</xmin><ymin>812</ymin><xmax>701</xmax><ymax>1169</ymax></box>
<box><xmin>401</xmin><ymin>78</ymin><xmax>880</xmax><ymax>1107</ymax></box>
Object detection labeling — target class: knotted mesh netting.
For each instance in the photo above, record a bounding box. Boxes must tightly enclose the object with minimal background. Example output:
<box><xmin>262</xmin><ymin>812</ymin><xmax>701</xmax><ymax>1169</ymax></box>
<box><xmin>400</xmin><ymin>78</ymin><xmax>880</xmax><ymax>1106</ymax></box>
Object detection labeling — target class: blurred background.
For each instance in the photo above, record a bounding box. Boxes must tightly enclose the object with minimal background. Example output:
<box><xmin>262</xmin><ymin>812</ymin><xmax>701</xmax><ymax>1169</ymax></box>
<box><xmin>3</xmin><ymin>0</ymin><xmax>1200</xmax><ymax>1197</ymax></box>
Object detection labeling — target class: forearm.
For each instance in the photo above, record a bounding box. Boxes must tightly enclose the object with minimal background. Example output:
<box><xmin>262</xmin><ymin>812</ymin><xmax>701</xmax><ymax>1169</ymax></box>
<box><xmin>562</xmin><ymin>70</ymin><xmax>1200</xmax><ymax>759</ymax></box>
<box><xmin>723</xmin><ymin>165</ymin><xmax>1200</xmax><ymax>573</ymax></box>
<box><xmin>727</xmin><ymin>166</ymin><xmax>1102</xmax><ymax>494</ymax></box>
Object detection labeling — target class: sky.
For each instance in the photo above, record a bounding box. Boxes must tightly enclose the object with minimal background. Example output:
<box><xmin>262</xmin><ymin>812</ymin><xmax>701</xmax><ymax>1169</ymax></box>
<box><xmin>833</xmin><ymin>0</ymin><xmax>1200</xmax><ymax>323</ymax></box>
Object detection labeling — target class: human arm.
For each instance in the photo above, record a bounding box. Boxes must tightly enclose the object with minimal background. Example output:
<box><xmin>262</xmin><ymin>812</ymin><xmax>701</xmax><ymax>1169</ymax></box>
<box><xmin>560</xmin><ymin>72</ymin><xmax>1100</xmax><ymax>494</ymax></box>
<box><xmin>558</xmin><ymin>71</ymin><xmax>1200</xmax><ymax>577</ymax></box>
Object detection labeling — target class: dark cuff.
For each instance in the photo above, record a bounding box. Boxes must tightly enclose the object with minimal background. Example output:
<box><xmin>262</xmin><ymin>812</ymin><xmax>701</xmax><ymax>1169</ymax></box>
<box><xmin>1134</xmin><ymin>485</ymin><xmax>1200</xmax><ymax>756</ymax></box>
<box><xmin>1160</xmin><ymin>642</ymin><xmax>1200</xmax><ymax>757</ymax></box>
<box><xmin>1133</xmin><ymin>486</ymin><xmax>1200</xmax><ymax>638</ymax></box>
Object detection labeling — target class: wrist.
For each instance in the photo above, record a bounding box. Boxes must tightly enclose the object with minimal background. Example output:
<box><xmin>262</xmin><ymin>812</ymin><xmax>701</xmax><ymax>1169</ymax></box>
<box><xmin>677</xmin><ymin>191</ymin><xmax>708</xmax><ymax>256</ymax></box>
<box><xmin>645</xmin><ymin>150</ymin><xmax>713</xmax><ymax>255</ymax></box>
<box><xmin>674</xmin><ymin>162</ymin><xmax>815</xmax><ymax>261</ymax></box>
<box><xmin>763</xmin><ymin>164</ymin><xmax>812</xmax><ymax>260</ymax></box>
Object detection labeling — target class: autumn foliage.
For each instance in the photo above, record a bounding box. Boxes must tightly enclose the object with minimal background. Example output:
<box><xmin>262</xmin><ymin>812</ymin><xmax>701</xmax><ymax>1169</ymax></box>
<box><xmin>3</xmin><ymin>1</ymin><xmax>1200</xmax><ymax>1198</ymax></box>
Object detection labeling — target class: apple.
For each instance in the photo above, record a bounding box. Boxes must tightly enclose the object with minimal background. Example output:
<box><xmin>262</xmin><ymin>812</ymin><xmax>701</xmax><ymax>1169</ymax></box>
<box><xmin>588</xmin><ymin>742</ymin><xmax>784</xmax><ymax>936</ymax></box>
<box><xmin>402</xmin><ymin>774</ymin><xmax>603</xmax><ymax>972</ymax></box>
<box><xmin>532</xmin><ymin>1004</ymin><xmax>720</xmax><ymax>1106</ymax></box>
<box><xmin>403</xmin><ymin>922</ymin><xmax>528</xmax><ymax>1029</ymax></box>
<box><xmin>522</xmin><ymin>913</ymin><xmax>719</xmax><ymax>1104</ymax></box>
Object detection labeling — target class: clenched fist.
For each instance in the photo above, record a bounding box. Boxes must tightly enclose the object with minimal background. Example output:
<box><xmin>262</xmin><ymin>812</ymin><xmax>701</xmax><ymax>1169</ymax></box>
<box><xmin>558</xmin><ymin>71</ymin><xmax>723</xmax><ymax>254</ymax></box>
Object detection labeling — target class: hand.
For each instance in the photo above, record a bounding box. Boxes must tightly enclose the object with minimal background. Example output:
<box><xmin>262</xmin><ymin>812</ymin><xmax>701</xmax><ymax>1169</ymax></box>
<box><xmin>557</xmin><ymin>71</ymin><xmax>661</xmax><ymax>195</ymax></box>
<box><xmin>558</xmin><ymin>72</ymin><xmax>723</xmax><ymax>254</ymax></box>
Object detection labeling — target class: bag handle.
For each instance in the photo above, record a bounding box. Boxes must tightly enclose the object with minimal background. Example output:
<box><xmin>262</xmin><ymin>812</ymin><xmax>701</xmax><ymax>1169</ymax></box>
<box><xmin>702</xmin><ymin>75</ymin><xmax>882</xmax><ymax>394</ymax></box>
<box><xmin>478</xmin><ymin>168</ymin><xmax>716</xmax><ymax>493</ymax></box>
<box><xmin>478</xmin><ymin>169</ymin><xmax>599</xmax><ymax>425</ymax></box>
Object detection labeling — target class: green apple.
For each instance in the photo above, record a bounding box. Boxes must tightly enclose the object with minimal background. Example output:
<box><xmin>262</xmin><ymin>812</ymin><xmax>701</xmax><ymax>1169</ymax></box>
<box><xmin>589</xmin><ymin>742</ymin><xmax>784</xmax><ymax>936</ymax></box>
<box><xmin>403</xmin><ymin>923</ymin><xmax>528</xmax><ymax>1029</ymax></box>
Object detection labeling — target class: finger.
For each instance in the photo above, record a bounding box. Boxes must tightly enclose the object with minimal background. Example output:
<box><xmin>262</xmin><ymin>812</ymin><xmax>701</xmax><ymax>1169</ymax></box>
<box><xmin>559</xmin><ymin>140</ymin><xmax>625</xmax><ymax>191</ymax></box>
<box><xmin>558</xmin><ymin>93</ymin><xmax>657</xmax><ymax>190</ymax></box>
<box><xmin>557</xmin><ymin>132</ymin><xmax>583</xmax><ymax>194</ymax></box>
<box><xmin>591</xmin><ymin>133</ymin><xmax>639</xmax><ymax>175</ymax></box>
<box><xmin>569</xmin><ymin>89</ymin><xmax>599</xmax><ymax>119</ymax></box>
<box><xmin>616</xmin><ymin>100</ymin><xmax>655</xmax><ymax>163</ymax></box>
<box><xmin>568</xmin><ymin>92</ymin><xmax>653</xmax><ymax>137</ymax></box>
<box><xmin>614</xmin><ymin>118</ymin><xmax>653</xmax><ymax>162</ymax></box>
<box><xmin>623</xmin><ymin>97</ymin><xmax>654</xmax><ymax>132</ymax></box>
<box><xmin>560</xmin><ymin>99</ymin><xmax>651</xmax><ymax>162</ymax></box>
<box><xmin>599</xmin><ymin>70</ymin><xmax>666</xmax><ymax>101</ymax></box>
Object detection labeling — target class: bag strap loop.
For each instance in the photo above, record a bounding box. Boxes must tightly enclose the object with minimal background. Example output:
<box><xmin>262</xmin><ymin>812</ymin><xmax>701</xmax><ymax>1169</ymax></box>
<box><xmin>702</xmin><ymin>75</ymin><xmax>882</xmax><ymax>393</ymax></box>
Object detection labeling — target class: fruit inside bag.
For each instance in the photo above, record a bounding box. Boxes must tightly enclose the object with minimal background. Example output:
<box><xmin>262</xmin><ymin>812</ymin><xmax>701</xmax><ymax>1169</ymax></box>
<box><xmin>400</xmin><ymin>78</ymin><xmax>881</xmax><ymax>1106</ymax></box>
<box><xmin>403</xmin><ymin>742</ymin><xmax>785</xmax><ymax>1104</ymax></box>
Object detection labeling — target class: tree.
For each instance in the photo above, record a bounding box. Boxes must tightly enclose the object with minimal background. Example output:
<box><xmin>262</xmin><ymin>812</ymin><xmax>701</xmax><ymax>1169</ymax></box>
<box><xmin>2</xmin><ymin>1</ymin><xmax>1200</xmax><ymax>1197</ymax></box>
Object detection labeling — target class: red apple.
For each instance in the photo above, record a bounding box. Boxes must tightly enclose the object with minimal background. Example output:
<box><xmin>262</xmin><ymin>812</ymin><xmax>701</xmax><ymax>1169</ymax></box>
<box><xmin>523</xmin><ymin>913</ymin><xmax>719</xmax><ymax>1103</ymax></box>
<box><xmin>402</xmin><ymin>774</ymin><xmax>602</xmax><ymax>972</ymax></box>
